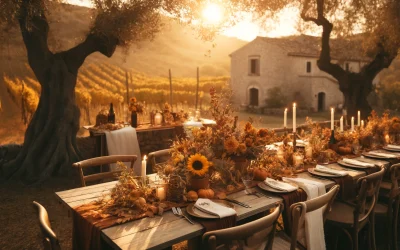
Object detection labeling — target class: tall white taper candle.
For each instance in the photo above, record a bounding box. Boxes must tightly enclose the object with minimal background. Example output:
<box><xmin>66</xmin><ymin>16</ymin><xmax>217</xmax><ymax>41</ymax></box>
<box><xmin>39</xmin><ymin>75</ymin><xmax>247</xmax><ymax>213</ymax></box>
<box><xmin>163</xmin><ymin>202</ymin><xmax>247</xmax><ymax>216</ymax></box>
<box><xmin>357</xmin><ymin>111</ymin><xmax>360</xmax><ymax>126</ymax></box>
<box><xmin>293</xmin><ymin>103</ymin><xmax>296</xmax><ymax>133</ymax></box>
<box><xmin>284</xmin><ymin>108</ymin><xmax>287</xmax><ymax>128</ymax></box>
<box><xmin>340</xmin><ymin>116</ymin><xmax>343</xmax><ymax>132</ymax></box>
<box><xmin>331</xmin><ymin>108</ymin><xmax>334</xmax><ymax>130</ymax></box>
<box><xmin>351</xmin><ymin>117</ymin><xmax>354</xmax><ymax>131</ymax></box>
<box><xmin>141</xmin><ymin>155</ymin><xmax>147</xmax><ymax>177</ymax></box>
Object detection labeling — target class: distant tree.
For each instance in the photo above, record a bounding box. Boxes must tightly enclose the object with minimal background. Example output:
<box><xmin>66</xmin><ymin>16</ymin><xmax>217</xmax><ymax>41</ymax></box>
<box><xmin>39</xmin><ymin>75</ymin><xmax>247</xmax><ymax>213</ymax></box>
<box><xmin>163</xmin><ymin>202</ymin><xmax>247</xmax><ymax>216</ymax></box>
<box><xmin>0</xmin><ymin>0</ymin><xmax>201</xmax><ymax>183</ymax></box>
<box><xmin>377</xmin><ymin>57</ymin><xmax>400</xmax><ymax>110</ymax></box>
<box><xmin>265</xmin><ymin>87</ymin><xmax>287</xmax><ymax>108</ymax></box>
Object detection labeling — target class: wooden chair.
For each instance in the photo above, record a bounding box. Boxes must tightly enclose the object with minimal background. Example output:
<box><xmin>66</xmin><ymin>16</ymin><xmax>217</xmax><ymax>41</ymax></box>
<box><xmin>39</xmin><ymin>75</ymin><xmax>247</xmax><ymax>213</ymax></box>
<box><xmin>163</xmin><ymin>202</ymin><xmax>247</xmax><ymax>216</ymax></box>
<box><xmin>33</xmin><ymin>201</ymin><xmax>61</xmax><ymax>250</ymax></box>
<box><xmin>148</xmin><ymin>149</ymin><xmax>170</xmax><ymax>174</ymax></box>
<box><xmin>202</xmin><ymin>204</ymin><xmax>283</xmax><ymax>250</ymax></box>
<box><xmin>273</xmin><ymin>185</ymin><xmax>340</xmax><ymax>250</ymax></box>
<box><xmin>73</xmin><ymin>155</ymin><xmax>137</xmax><ymax>187</ymax></box>
<box><xmin>374</xmin><ymin>163</ymin><xmax>400</xmax><ymax>250</ymax></box>
<box><xmin>325</xmin><ymin>168</ymin><xmax>385</xmax><ymax>250</ymax></box>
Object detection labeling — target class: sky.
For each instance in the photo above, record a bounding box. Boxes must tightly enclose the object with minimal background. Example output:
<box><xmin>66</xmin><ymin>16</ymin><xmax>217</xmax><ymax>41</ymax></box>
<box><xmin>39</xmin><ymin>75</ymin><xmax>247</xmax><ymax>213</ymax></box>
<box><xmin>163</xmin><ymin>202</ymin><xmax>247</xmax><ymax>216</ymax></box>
<box><xmin>66</xmin><ymin>0</ymin><xmax>304</xmax><ymax>41</ymax></box>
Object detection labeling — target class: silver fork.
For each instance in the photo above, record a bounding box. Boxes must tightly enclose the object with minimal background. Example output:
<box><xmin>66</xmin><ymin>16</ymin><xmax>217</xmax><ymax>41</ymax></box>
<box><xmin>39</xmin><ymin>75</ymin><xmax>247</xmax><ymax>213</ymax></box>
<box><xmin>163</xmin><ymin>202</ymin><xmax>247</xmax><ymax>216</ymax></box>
<box><xmin>245</xmin><ymin>190</ymin><xmax>272</xmax><ymax>199</ymax></box>
<box><xmin>172</xmin><ymin>207</ymin><xmax>195</xmax><ymax>224</ymax></box>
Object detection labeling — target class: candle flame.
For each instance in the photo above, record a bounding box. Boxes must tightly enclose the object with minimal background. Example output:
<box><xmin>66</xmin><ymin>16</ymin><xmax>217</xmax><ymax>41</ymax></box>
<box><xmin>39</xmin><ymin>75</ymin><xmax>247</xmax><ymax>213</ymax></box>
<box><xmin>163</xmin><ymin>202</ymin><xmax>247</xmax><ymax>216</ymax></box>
<box><xmin>143</xmin><ymin>155</ymin><xmax>147</xmax><ymax>161</ymax></box>
<box><xmin>285</xmin><ymin>108</ymin><xmax>287</xmax><ymax>112</ymax></box>
<box><xmin>340</xmin><ymin>116</ymin><xmax>343</xmax><ymax>119</ymax></box>
<box><xmin>293</xmin><ymin>103</ymin><xmax>296</xmax><ymax>107</ymax></box>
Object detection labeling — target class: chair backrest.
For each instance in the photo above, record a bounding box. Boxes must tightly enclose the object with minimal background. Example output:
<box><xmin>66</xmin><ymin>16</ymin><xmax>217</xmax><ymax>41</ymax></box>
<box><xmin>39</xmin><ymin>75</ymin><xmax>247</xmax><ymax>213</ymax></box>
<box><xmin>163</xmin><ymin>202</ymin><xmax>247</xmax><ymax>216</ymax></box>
<box><xmin>72</xmin><ymin>155</ymin><xmax>137</xmax><ymax>187</ymax></box>
<box><xmin>388</xmin><ymin>163</ymin><xmax>400</xmax><ymax>200</ymax></box>
<box><xmin>148</xmin><ymin>149</ymin><xmax>170</xmax><ymax>173</ymax></box>
<box><xmin>289</xmin><ymin>185</ymin><xmax>340</xmax><ymax>250</ymax></box>
<box><xmin>33</xmin><ymin>201</ymin><xmax>61</xmax><ymax>250</ymax></box>
<box><xmin>354</xmin><ymin>167</ymin><xmax>385</xmax><ymax>226</ymax></box>
<box><xmin>202</xmin><ymin>204</ymin><xmax>282</xmax><ymax>250</ymax></box>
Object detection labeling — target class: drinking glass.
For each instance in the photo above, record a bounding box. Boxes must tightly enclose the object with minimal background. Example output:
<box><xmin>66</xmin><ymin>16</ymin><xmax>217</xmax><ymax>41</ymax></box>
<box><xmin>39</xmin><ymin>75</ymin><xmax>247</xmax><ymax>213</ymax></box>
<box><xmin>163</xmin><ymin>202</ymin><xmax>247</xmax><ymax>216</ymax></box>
<box><xmin>317</xmin><ymin>151</ymin><xmax>330</xmax><ymax>165</ymax></box>
<box><xmin>241</xmin><ymin>166</ymin><xmax>254</xmax><ymax>193</ymax></box>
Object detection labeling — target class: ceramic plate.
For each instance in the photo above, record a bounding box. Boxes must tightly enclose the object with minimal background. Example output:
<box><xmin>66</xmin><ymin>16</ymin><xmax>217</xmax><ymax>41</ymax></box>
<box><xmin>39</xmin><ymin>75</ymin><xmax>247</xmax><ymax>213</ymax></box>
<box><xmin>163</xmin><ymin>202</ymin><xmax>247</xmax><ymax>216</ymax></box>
<box><xmin>362</xmin><ymin>152</ymin><xmax>397</xmax><ymax>159</ymax></box>
<box><xmin>383</xmin><ymin>146</ymin><xmax>400</xmax><ymax>152</ymax></box>
<box><xmin>337</xmin><ymin>160</ymin><xmax>371</xmax><ymax>169</ymax></box>
<box><xmin>257</xmin><ymin>181</ymin><xmax>297</xmax><ymax>193</ymax></box>
<box><xmin>308</xmin><ymin>168</ymin><xmax>342</xmax><ymax>177</ymax></box>
<box><xmin>186</xmin><ymin>200</ymin><xmax>235</xmax><ymax>219</ymax></box>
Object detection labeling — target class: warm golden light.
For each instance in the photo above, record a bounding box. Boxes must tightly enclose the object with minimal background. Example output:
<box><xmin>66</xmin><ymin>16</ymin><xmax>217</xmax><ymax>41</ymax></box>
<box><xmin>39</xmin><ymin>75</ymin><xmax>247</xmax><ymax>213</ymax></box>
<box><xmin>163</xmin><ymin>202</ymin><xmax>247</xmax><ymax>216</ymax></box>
<box><xmin>202</xmin><ymin>3</ymin><xmax>223</xmax><ymax>24</ymax></box>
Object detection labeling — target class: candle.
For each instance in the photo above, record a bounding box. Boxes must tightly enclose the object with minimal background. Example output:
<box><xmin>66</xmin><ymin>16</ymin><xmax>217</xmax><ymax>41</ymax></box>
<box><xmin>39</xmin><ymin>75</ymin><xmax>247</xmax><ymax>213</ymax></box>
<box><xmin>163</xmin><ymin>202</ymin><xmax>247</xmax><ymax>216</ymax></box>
<box><xmin>156</xmin><ymin>186</ymin><xmax>166</xmax><ymax>201</ymax></box>
<box><xmin>305</xmin><ymin>143</ymin><xmax>313</xmax><ymax>159</ymax></box>
<box><xmin>141</xmin><ymin>155</ymin><xmax>147</xmax><ymax>177</ymax></box>
<box><xmin>154</xmin><ymin>112</ymin><xmax>162</xmax><ymax>125</ymax></box>
<box><xmin>277</xmin><ymin>147</ymin><xmax>284</xmax><ymax>160</ymax></box>
<box><xmin>331</xmin><ymin>108</ymin><xmax>334</xmax><ymax>130</ymax></box>
<box><xmin>293</xmin><ymin>154</ymin><xmax>304</xmax><ymax>170</ymax></box>
<box><xmin>340</xmin><ymin>116</ymin><xmax>343</xmax><ymax>132</ymax></box>
<box><xmin>361</xmin><ymin>120</ymin><xmax>364</xmax><ymax>128</ymax></box>
<box><xmin>351</xmin><ymin>117</ymin><xmax>354</xmax><ymax>131</ymax></box>
<box><xmin>293</xmin><ymin>103</ymin><xmax>296</xmax><ymax>133</ymax></box>
<box><xmin>357</xmin><ymin>111</ymin><xmax>360</xmax><ymax>126</ymax></box>
<box><xmin>284</xmin><ymin>108</ymin><xmax>287</xmax><ymax>128</ymax></box>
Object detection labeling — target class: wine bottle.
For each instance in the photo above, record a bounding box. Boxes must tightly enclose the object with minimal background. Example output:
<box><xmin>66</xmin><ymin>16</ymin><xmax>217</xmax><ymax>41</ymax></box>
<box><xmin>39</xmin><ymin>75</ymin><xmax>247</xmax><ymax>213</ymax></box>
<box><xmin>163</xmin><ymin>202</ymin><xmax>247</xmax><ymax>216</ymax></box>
<box><xmin>108</xmin><ymin>103</ymin><xmax>115</xmax><ymax>124</ymax></box>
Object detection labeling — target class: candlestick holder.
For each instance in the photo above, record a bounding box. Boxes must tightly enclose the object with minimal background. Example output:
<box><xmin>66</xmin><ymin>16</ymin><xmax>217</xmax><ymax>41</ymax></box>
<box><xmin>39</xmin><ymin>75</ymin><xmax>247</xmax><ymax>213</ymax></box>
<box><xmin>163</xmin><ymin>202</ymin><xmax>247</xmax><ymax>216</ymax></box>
<box><xmin>329</xmin><ymin>129</ymin><xmax>336</xmax><ymax>144</ymax></box>
<box><xmin>293</xmin><ymin>132</ymin><xmax>297</xmax><ymax>151</ymax></box>
<box><xmin>283</xmin><ymin>127</ymin><xmax>287</xmax><ymax>136</ymax></box>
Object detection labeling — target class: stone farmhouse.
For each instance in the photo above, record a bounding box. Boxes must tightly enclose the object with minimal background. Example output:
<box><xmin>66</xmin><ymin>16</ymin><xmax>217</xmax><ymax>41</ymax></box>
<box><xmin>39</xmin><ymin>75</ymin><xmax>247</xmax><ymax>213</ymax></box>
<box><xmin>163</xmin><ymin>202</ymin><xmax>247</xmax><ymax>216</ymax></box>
<box><xmin>229</xmin><ymin>35</ymin><xmax>371</xmax><ymax>112</ymax></box>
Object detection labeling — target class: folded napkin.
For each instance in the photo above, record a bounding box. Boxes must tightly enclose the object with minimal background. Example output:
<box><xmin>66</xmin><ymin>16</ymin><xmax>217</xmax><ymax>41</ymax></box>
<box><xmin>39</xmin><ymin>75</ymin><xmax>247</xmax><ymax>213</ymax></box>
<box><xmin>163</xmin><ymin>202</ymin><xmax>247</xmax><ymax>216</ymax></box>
<box><xmin>343</xmin><ymin>158</ymin><xmax>374</xmax><ymax>167</ymax></box>
<box><xmin>386</xmin><ymin>144</ymin><xmax>400</xmax><ymax>150</ymax></box>
<box><xmin>315</xmin><ymin>165</ymin><xmax>348</xmax><ymax>176</ymax></box>
<box><xmin>368</xmin><ymin>151</ymin><xmax>397</xmax><ymax>158</ymax></box>
<box><xmin>264</xmin><ymin>178</ymin><xmax>298</xmax><ymax>192</ymax></box>
<box><xmin>282</xmin><ymin>177</ymin><xmax>327</xmax><ymax>250</ymax></box>
<box><xmin>265</xmin><ymin>144</ymin><xmax>278</xmax><ymax>150</ymax></box>
<box><xmin>194</xmin><ymin>198</ymin><xmax>236</xmax><ymax>218</ymax></box>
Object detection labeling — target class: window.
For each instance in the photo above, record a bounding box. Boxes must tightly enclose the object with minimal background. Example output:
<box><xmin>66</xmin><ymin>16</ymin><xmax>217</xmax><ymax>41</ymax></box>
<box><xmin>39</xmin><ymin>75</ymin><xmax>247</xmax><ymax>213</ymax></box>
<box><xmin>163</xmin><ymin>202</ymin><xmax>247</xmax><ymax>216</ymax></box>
<box><xmin>249</xmin><ymin>57</ymin><xmax>260</xmax><ymax>75</ymax></box>
<box><xmin>306</xmin><ymin>61</ymin><xmax>312</xmax><ymax>73</ymax></box>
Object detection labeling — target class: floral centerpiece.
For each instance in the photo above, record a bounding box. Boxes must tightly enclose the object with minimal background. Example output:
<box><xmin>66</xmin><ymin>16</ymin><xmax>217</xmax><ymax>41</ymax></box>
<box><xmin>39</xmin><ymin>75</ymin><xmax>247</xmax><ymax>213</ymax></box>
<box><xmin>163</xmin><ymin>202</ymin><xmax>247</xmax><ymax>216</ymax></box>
<box><xmin>163</xmin><ymin>102</ymin><xmax>174</xmax><ymax>124</ymax></box>
<box><xmin>128</xmin><ymin>97</ymin><xmax>144</xmax><ymax>127</ymax></box>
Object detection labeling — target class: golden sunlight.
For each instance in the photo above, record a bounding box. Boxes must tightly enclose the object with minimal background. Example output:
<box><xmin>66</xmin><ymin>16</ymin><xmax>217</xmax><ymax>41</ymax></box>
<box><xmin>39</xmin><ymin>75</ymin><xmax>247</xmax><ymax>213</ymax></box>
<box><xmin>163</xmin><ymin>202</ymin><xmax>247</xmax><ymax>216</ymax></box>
<box><xmin>202</xmin><ymin>3</ymin><xmax>223</xmax><ymax>25</ymax></box>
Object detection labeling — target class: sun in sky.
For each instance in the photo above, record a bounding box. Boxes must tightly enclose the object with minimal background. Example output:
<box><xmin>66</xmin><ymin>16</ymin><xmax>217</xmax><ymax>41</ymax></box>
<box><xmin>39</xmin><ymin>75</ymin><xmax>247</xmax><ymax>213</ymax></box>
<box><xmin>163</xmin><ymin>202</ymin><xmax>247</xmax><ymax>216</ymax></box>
<box><xmin>202</xmin><ymin>3</ymin><xmax>223</xmax><ymax>25</ymax></box>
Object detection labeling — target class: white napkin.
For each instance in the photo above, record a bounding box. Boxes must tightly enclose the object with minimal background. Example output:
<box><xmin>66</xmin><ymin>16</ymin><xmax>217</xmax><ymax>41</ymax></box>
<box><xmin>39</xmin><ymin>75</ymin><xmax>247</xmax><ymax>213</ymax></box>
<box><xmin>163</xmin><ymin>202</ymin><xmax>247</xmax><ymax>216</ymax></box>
<box><xmin>368</xmin><ymin>151</ymin><xmax>397</xmax><ymax>158</ymax></box>
<box><xmin>265</xmin><ymin>144</ymin><xmax>278</xmax><ymax>150</ymax></box>
<box><xmin>194</xmin><ymin>198</ymin><xmax>236</xmax><ymax>218</ymax></box>
<box><xmin>343</xmin><ymin>158</ymin><xmax>374</xmax><ymax>167</ymax></box>
<box><xmin>105</xmin><ymin>127</ymin><xmax>142</xmax><ymax>174</ymax></box>
<box><xmin>315</xmin><ymin>165</ymin><xmax>348</xmax><ymax>176</ymax></box>
<box><xmin>283</xmin><ymin>177</ymin><xmax>327</xmax><ymax>250</ymax></box>
<box><xmin>264</xmin><ymin>178</ymin><xmax>298</xmax><ymax>192</ymax></box>
<box><xmin>387</xmin><ymin>144</ymin><xmax>400</xmax><ymax>150</ymax></box>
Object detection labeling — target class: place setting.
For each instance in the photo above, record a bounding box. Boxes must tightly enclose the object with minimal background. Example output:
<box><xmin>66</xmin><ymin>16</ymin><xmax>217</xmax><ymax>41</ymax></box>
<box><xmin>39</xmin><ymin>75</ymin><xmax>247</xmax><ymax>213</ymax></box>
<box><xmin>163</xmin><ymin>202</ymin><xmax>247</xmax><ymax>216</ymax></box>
<box><xmin>383</xmin><ymin>144</ymin><xmax>400</xmax><ymax>152</ymax></box>
<box><xmin>308</xmin><ymin>165</ymin><xmax>349</xmax><ymax>178</ymax></box>
<box><xmin>362</xmin><ymin>150</ymin><xmax>400</xmax><ymax>159</ymax></box>
<box><xmin>186</xmin><ymin>198</ymin><xmax>236</xmax><ymax>219</ymax></box>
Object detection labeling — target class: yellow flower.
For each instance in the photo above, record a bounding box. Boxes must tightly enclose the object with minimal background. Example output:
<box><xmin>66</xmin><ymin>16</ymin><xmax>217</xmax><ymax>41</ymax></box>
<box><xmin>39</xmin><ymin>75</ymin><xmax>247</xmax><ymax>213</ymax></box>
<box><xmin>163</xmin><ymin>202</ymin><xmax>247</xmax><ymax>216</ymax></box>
<box><xmin>224</xmin><ymin>137</ymin><xmax>239</xmax><ymax>154</ymax></box>
<box><xmin>187</xmin><ymin>154</ymin><xmax>210</xmax><ymax>176</ymax></box>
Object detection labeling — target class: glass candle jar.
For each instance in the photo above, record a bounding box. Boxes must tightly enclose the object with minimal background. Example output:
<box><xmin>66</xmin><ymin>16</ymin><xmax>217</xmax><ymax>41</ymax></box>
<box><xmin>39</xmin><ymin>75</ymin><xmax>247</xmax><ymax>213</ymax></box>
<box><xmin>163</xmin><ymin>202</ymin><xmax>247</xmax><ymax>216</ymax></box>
<box><xmin>154</xmin><ymin>111</ymin><xmax>163</xmax><ymax>125</ymax></box>
<box><xmin>293</xmin><ymin>153</ymin><xmax>304</xmax><ymax>171</ymax></box>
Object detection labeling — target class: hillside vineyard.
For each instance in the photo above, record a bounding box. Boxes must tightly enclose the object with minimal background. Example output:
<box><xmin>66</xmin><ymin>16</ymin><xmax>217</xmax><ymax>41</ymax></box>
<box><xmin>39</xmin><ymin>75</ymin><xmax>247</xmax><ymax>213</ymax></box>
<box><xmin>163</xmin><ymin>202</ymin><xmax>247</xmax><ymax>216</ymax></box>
<box><xmin>3</xmin><ymin>63</ymin><xmax>229</xmax><ymax>124</ymax></box>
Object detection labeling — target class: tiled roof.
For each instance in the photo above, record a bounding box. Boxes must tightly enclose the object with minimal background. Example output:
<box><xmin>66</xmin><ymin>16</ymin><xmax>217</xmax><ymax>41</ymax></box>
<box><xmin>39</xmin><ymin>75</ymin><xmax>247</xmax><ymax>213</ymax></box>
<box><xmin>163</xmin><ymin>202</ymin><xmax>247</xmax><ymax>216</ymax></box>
<box><xmin>257</xmin><ymin>35</ymin><xmax>371</xmax><ymax>62</ymax></box>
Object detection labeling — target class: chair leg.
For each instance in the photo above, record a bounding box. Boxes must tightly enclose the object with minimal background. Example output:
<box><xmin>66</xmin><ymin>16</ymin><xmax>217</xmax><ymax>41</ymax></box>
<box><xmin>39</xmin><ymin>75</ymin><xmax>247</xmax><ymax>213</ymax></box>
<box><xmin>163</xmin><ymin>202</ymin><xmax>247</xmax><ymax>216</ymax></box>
<box><xmin>370</xmin><ymin>215</ymin><xmax>377</xmax><ymax>250</ymax></box>
<box><xmin>353</xmin><ymin>229</ymin><xmax>358</xmax><ymax>250</ymax></box>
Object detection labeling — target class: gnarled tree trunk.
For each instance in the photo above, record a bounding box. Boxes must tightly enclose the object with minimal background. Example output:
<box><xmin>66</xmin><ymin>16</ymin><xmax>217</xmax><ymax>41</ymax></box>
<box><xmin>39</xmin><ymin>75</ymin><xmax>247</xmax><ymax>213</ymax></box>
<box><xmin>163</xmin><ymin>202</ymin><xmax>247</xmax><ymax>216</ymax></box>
<box><xmin>1</xmin><ymin>0</ymin><xmax>117</xmax><ymax>184</ymax></box>
<box><xmin>302</xmin><ymin>0</ymin><xmax>396</xmax><ymax>121</ymax></box>
<box><xmin>3</xmin><ymin>59</ymin><xmax>81</xmax><ymax>183</ymax></box>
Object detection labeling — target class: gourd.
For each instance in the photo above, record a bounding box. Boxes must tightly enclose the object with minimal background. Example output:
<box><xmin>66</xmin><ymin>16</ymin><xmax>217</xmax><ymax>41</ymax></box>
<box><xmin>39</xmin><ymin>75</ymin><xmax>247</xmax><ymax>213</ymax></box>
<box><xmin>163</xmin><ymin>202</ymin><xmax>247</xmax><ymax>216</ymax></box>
<box><xmin>198</xmin><ymin>188</ymin><xmax>215</xmax><ymax>199</ymax></box>
<box><xmin>186</xmin><ymin>190</ymin><xmax>199</xmax><ymax>201</ymax></box>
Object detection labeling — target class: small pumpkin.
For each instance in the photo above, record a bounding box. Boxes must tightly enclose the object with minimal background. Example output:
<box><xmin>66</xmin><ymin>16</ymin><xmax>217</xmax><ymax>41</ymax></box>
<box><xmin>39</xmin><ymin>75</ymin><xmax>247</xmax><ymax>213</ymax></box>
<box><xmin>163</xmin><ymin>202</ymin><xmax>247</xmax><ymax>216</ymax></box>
<box><xmin>253</xmin><ymin>168</ymin><xmax>269</xmax><ymax>181</ymax></box>
<box><xmin>226</xmin><ymin>185</ymin><xmax>235</xmax><ymax>192</ymax></box>
<box><xmin>134</xmin><ymin>197</ymin><xmax>147</xmax><ymax>209</ymax></box>
<box><xmin>198</xmin><ymin>188</ymin><xmax>215</xmax><ymax>199</ymax></box>
<box><xmin>186</xmin><ymin>190</ymin><xmax>198</xmax><ymax>202</ymax></box>
<box><xmin>337</xmin><ymin>146</ymin><xmax>352</xmax><ymax>155</ymax></box>
<box><xmin>215</xmin><ymin>191</ymin><xmax>227</xmax><ymax>200</ymax></box>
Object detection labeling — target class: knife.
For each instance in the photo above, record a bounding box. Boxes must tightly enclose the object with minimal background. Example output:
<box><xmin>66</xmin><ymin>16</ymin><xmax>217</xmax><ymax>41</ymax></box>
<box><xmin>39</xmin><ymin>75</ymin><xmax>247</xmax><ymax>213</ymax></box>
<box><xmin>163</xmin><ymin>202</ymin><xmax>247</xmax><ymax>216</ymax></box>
<box><xmin>223</xmin><ymin>198</ymin><xmax>252</xmax><ymax>208</ymax></box>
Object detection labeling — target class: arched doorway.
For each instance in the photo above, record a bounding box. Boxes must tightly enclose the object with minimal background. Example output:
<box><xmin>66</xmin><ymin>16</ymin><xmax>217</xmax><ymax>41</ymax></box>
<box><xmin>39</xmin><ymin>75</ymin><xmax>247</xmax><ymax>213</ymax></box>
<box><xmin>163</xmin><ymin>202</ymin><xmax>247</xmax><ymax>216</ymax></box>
<box><xmin>249</xmin><ymin>88</ymin><xmax>259</xmax><ymax>106</ymax></box>
<box><xmin>317</xmin><ymin>92</ymin><xmax>326</xmax><ymax>112</ymax></box>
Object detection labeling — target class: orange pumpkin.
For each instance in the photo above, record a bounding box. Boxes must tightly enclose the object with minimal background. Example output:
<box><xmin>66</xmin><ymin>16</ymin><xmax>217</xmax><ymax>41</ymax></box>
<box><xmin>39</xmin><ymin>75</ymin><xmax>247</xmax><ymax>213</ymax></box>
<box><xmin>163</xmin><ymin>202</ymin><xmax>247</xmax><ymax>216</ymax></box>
<box><xmin>186</xmin><ymin>190</ymin><xmax>199</xmax><ymax>202</ymax></box>
<box><xmin>198</xmin><ymin>188</ymin><xmax>215</xmax><ymax>199</ymax></box>
<box><xmin>226</xmin><ymin>185</ymin><xmax>235</xmax><ymax>192</ymax></box>
<box><xmin>215</xmin><ymin>191</ymin><xmax>227</xmax><ymax>199</ymax></box>
<box><xmin>253</xmin><ymin>168</ymin><xmax>269</xmax><ymax>181</ymax></box>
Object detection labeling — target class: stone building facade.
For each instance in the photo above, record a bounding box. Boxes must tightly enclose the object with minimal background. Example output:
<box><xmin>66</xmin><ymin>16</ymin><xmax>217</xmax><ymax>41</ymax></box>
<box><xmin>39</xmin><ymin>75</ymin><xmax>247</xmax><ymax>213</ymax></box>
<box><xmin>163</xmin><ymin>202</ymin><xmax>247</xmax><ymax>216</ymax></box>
<box><xmin>230</xmin><ymin>35</ymin><xmax>370</xmax><ymax>112</ymax></box>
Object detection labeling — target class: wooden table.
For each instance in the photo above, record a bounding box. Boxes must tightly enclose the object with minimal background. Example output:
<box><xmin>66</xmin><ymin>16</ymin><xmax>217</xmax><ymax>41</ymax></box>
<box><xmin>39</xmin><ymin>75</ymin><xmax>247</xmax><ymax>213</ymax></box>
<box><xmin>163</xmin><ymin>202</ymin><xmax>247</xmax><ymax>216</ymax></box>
<box><xmin>55</xmin><ymin>157</ymin><xmax>390</xmax><ymax>250</ymax></box>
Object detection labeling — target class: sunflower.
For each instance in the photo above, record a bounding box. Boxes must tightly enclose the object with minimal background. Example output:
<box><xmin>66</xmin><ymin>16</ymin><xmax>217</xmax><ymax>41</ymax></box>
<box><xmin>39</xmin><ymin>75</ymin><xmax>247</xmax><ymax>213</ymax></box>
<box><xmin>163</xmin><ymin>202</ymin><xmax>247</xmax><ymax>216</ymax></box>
<box><xmin>187</xmin><ymin>154</ymin><xmax>210</xmax><ymax>176</ymax></box>
<box><xmin>224</xmin><ymin>137</ymin><xmax>239</xmax><ymax>154</ymax></box>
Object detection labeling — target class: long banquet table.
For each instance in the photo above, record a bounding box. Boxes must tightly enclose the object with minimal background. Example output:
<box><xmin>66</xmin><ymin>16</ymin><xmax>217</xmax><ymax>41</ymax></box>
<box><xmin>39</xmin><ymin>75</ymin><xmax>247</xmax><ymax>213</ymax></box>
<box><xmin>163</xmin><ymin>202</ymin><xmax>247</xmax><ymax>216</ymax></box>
<box><xmin>56</xmin><ymin>156</ymin><xmax>391</xmax><ymax>250</ymax></box>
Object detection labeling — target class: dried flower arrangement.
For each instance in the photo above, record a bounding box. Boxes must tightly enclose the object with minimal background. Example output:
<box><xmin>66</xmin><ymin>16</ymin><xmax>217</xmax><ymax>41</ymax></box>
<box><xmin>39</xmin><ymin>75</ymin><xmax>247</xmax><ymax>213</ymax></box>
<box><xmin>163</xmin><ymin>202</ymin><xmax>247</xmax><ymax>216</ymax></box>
<box><xmin>78</xmin><ymin>162</ymin><xmax>166</xmax><ymax>224</ymax></box>
<box><xmin>128</xmin><ymin>97</ymin><xmax>144</xmax><ymax>113</ymax></box>
<box><xmin>303</xmin><ymin>117</ymin><xmax>331</xmax><ymax>157</ymax></box>
<box><xmin>251</xmin><ymin>148</ymin><xmax>294</xmax><ymax>180</ymax></box>
<box><xmin>163</xmin><ymin>102</ymin><xmax>174</xmax><ymax>124</ymax></box>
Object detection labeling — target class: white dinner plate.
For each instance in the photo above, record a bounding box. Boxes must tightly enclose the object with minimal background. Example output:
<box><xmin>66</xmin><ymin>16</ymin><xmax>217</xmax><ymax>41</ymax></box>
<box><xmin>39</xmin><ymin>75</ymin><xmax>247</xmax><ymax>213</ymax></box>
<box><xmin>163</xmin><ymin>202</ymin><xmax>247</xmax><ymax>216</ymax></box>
<box><xmin>186</xmin><ymin>200</ymin><xmax>235</xmax><ymax>219</ymax></box>
<box><xmin>308</xmin><ymin>168</ymin><xmax>342</xmax><ymax>177</ymax></box>
<box><xmin>383</xmin><ymin>146</ymin><xmax>400</xmax><ymax>152</ymax></box>
<box><xmin>257</xmin><ymin>182</ymin><xmax>297</xmax><ymax>193</ymax></box>
<box><xmin>337</xmin><ymin>160</ymin><xmax>371</xmax><ymax>169</ymax></box>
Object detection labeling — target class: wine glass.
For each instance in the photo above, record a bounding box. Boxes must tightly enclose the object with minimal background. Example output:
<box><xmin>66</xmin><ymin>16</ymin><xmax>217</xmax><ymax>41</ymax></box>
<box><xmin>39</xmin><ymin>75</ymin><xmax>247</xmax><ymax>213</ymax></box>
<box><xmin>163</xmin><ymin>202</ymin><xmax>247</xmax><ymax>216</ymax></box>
<box><xmin>241</xmin><ymin>165</ymin><xmax>254</xmax><ymax>194</ymax></box>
